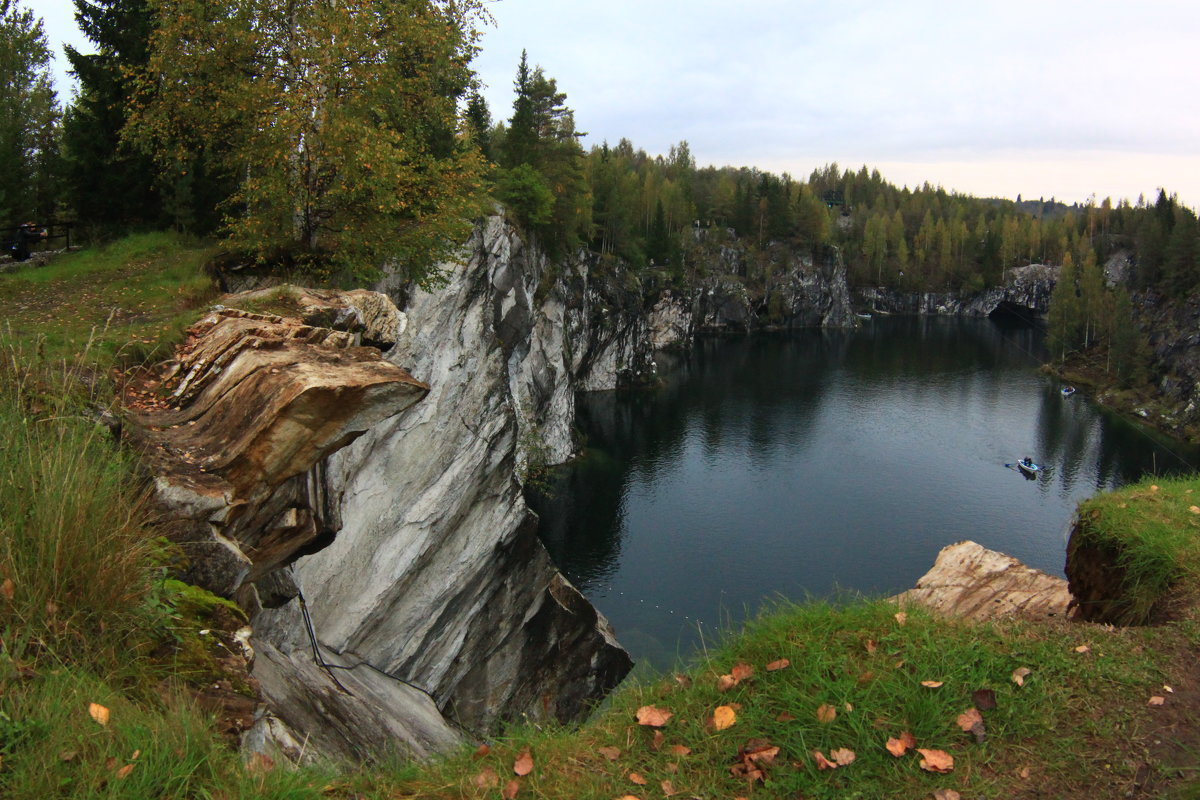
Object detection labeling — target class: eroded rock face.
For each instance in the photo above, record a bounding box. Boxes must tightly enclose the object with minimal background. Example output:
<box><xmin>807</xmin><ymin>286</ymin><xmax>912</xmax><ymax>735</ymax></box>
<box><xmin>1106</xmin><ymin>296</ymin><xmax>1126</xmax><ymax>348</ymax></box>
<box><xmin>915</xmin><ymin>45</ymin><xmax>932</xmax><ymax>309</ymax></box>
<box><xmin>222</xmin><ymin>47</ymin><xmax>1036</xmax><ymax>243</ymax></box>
<box><xmin>251</xmin><ymin>216</ymin><xmax>633</xmax><ymax>755</ymax></box>
<box><xmin>130</xmin><ymin>297</ymin><xmax>428</xmax><ymax>597</ymax></box>
<box><xmin>896</xmin><ymin>541</ymin><xmax>1073</xmax><ymax>622</ymax></box>
<box><xmin>860</xmin><ymin>264</ymin><xmax>1059</xmax><ymax>318</ymax></box>
<box><xmin>689</xmin><ymin>244</ymin><xmax>858</xmax><ymax>332</ymax></box>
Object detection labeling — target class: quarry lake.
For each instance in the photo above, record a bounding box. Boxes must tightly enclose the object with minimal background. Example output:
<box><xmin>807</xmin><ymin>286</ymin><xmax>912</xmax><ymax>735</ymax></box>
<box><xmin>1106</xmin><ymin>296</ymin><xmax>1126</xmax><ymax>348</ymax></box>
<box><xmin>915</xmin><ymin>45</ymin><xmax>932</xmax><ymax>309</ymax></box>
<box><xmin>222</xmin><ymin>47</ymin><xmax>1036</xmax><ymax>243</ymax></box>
<box><xmin>531</xmin><ymin>316</ymin><xmax>1200</xmax><ymax>673</ymax></box>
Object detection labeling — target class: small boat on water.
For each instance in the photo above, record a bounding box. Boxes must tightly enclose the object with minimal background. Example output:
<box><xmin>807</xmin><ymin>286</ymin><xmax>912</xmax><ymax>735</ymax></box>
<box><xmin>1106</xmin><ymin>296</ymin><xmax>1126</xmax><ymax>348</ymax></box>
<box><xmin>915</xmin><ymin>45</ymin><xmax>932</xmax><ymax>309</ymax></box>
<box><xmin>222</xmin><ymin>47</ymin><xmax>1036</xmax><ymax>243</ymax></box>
<box><xmin>857</xmin><ymin>312</ymin><xmax>873</xmax><ymax>319</ymax></box>
<box><xmin>1061</xmin><ymin>386</ymin><xmax>1076</xmax><ymax>397</ymax></box>
<box><xmin>1015</xmin><ymin>457</ymin><xmax>1041</xmax><ymax>478</ymax></box>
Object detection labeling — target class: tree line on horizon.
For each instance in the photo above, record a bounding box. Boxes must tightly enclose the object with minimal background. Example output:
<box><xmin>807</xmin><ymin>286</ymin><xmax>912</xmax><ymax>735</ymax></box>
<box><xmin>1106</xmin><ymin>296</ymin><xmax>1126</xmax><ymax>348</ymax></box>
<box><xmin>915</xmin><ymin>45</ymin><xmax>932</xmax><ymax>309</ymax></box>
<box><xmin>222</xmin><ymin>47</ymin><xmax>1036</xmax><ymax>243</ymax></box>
<box><xmin>4</xmin><ymin>0</ymin><xmax>1199</xmax><ymax>306</ymax></box>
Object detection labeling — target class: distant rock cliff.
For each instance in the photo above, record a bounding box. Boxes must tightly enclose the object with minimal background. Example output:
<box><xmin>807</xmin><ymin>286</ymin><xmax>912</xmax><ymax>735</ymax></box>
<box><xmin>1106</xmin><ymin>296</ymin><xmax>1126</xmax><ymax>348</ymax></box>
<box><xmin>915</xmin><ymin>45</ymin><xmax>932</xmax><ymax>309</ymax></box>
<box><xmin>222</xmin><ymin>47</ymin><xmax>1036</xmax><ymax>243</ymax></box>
<box><xmin>859</xmin><ymin>263</ymin><xmax>1059</xmax><ymax>318</ymax></box>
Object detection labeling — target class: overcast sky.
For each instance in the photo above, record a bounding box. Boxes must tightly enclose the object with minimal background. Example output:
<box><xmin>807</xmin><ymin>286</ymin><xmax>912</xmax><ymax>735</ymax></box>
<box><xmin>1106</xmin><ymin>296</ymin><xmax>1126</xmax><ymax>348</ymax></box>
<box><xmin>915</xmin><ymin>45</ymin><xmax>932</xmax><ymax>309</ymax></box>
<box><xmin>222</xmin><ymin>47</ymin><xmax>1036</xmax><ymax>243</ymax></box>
<box><xmin>38</xmin><ymin>0</ymin><xmax>1200</xmax><ymax>206</ymax></box>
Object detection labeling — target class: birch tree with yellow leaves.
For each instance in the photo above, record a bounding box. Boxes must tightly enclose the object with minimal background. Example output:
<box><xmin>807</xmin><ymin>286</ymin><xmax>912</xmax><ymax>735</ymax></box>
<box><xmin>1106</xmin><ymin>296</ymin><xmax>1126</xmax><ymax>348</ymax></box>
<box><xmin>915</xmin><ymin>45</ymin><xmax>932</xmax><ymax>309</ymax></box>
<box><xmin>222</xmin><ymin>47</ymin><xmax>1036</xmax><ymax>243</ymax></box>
<box><xmin>127</xmin><ymin>0</ymin><xmax>488</xmax><ymax>281</ymax></box>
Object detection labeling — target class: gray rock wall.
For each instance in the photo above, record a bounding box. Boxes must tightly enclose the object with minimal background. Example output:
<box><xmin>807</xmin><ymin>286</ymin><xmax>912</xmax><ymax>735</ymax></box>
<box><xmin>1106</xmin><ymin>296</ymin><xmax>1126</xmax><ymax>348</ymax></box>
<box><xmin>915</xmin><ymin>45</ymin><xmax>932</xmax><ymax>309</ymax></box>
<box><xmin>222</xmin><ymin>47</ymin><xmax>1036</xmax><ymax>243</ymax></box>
<box><xmin>246</xmin><ymin>216</ymin><xmax>860</xmax><ymax>762</ymax></box>
<box><xmin>859</xmin><ymin>264</ymin><xmax>1059</xmax><ymax>317</ymax></box>
<box><xmin>250</xmin><ymin>217</ymin><xmax>634</xmax><ymax>761</ymax></box>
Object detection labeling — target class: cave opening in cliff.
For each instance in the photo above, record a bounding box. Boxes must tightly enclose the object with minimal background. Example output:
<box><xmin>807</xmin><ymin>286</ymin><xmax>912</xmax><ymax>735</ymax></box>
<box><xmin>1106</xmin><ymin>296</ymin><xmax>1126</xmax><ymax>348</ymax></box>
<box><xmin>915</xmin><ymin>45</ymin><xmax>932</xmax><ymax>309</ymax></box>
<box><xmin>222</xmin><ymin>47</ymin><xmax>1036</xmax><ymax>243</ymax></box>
<box><xmin>988</xmin><ymin>300</ymin><xmax>1042</xmax><ymax>325</ymax></box>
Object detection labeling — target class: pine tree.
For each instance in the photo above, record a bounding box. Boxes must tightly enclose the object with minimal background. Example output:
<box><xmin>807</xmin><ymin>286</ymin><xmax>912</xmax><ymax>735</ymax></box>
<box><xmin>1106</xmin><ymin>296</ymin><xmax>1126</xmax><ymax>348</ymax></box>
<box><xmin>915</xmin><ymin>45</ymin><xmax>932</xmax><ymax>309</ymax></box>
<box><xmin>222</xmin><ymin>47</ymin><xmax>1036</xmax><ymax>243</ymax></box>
<box><xmin>1108</xmin><ymin>287</ymin><xmax>1148</xmax><ymax>386</ymax></box>
<box><xmin>464</xmin><ymin>87</ymin><xmax>493</xmax><ymax>159</ymax></box>
<box><xmin>1077</xmin><ymin>250</ymin><xmax>1106</xmax><ymax>350</ymax></box>
<box><xmin>0</xmin><ymin>0</ymin><xmax>60</xmax><ymax>223</ymax></box>
<box><xmin>1046</xmin><ymin>252</ymin><xmax>1081</xmax><ymax>362</ymax></box>
<box><xmin>646</xmin><ymin>198</ymin><xmax>669</xmax><ymax>265</ymax></box>
<box><xmin>62</xmin><ymin>0</ymin><xmax>173</xmax><ymax>230</ymax></box>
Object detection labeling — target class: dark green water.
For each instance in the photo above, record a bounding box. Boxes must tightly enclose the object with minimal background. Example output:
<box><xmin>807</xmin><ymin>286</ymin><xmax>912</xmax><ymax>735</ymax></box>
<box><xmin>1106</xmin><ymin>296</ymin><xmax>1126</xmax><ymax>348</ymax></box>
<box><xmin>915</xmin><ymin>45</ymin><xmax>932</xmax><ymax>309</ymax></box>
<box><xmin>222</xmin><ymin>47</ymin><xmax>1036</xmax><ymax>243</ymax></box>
<box><xmin>531</xmin><ymin>316</ymin><xmax>1200</xmax><ymax>672</ymax></box>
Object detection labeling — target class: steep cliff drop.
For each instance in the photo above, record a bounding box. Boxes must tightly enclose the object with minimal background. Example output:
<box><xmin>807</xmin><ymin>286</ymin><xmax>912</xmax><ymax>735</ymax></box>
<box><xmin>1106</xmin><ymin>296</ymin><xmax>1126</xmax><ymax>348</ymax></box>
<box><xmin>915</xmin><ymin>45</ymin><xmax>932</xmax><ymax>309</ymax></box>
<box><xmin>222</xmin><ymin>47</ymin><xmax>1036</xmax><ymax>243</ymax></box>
<box><xmin>136</xmin><ymin>214</ymin><xmax>861</xmax><ymax>765</ymax></box>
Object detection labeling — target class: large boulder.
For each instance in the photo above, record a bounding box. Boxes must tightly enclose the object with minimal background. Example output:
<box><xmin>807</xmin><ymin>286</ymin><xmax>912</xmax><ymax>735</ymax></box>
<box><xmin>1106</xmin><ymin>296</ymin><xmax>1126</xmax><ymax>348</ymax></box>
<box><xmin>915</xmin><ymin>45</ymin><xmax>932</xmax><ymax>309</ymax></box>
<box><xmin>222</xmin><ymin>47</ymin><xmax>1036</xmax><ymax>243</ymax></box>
<box><xmin>896</xmin><ymin>541</ymin><xmax>1073</xmax><ymax>621</ymax></box>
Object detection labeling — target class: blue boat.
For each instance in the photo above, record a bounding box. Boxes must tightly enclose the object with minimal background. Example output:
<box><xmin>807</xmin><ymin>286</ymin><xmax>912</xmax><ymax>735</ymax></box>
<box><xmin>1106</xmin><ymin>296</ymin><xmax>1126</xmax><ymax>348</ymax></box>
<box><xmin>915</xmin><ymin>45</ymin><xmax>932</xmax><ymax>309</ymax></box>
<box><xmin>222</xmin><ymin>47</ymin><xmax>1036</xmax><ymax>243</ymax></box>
<box><xmin>1061</xmin><ymin>386</ymin><xmax>1076</xmax><ymax>397</ymax></box>
<box><xmin>1016</xmin><ymin>457</ymin><xmax>1041</xmax><ymax>478</ymax></box>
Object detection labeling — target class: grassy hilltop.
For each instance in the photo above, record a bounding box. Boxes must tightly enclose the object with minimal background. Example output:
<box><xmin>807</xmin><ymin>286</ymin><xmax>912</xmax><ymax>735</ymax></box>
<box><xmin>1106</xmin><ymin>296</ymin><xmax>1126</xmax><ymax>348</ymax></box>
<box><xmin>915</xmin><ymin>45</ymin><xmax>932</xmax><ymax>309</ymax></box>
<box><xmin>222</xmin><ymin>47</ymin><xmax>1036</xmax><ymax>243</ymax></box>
<box><xmin>2</xmin><ymin>238</ymin><xmax>1199</xmax><ymax>799</ymax></box>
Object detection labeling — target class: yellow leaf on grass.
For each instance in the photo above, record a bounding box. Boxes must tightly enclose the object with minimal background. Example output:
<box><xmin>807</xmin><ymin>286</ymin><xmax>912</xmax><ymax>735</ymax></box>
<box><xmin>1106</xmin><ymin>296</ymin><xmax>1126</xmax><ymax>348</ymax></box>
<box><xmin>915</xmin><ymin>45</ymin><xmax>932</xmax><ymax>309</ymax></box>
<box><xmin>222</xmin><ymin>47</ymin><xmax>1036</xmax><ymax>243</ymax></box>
<box><xmin>717</xmin><ymin>674</ymin><xmax>738</xmax><ymax>692</ymax></box>
<box><xmin>766</xmin><ymin>658</ymin><xmax>790</xmax><ymax>671</ymax></box>
<box><xmin>894</xmin><ymin>611</ymin><xmax>907</xmax><ymax>625</ymax></box>
<box><xmin>731</xmin><ymin>662</ymin><xmax>754</xmax><ymax>682</ymax></box>
<box><xmin>1012</xmin><ymin>667</ymin><xmax>1032</xmax><ymax>686</ymax></box>
<box><xmin>830</xmin><ymin>747</ymin><xmax>856</xmax><ymax>766</ymax></box>
<box><xmin>88</xmin><ymin>703</ymin><xmax>110</xmax><ymax>726</ymax></box>
<box><xmin>629</xmin><ymin>772</ymin><xmax>647</xmax><ymax>785</ymax></box>
<box><xmin>712</xmin><ymin>705</ymin><xmax>737</xmax><ymax>730</ymax></box>
<box><xmin>815</xmin><ymin>703</ymin><xmax>837</xmax><ymax>724</ymax></box>
<box><xmin>0</xmin><ymin>578</ymin><xmax>13</xmax><ymax>600</ymax></box>
<box><xmin>635</xmin><ymin>705</ymin><xmax>673</xmax><ymax>727</ymax></box>
<box><xmin>917</xmin><ymin>748</ymin><xmax>954</xmax><ymax>773</ymax></box>
<box><xmin>920</xmin><ymin>680</ymin><xmax>944</xmax><ymax>688</ymax></box>
<box><xmin>1149</xmin><ymin>696</ymin><xmax>1166</xmax><ymax>706</ymax></box>
<box><xmin>885</xmin><ymin>731</ymin><xmax>916</xmax><ymax>757</ymax></box>
<box><xmin>956</xmin><ymin>708</ymin><xmax>983</xmax><ymax>732</ymax></box>
<box><xmin>597</xmin><ymin>746</ymin><xmax>621</xmax><ymax>761</ymax></box>
<box><xmin>115</xmin><ymin>764</ymin><xmax>135</xmax><ymax>780</ymax></box>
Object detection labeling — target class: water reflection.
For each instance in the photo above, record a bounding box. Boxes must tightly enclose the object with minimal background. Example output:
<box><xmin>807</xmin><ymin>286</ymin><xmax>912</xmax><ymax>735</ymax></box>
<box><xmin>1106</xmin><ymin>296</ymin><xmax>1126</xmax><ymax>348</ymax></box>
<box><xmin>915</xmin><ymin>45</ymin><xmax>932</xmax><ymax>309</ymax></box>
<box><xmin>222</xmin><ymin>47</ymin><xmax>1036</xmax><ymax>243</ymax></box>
<box><xmin>531</xmin><ymin>317</ymin><xmax>1200</xmax><ymax>673</ymax></box>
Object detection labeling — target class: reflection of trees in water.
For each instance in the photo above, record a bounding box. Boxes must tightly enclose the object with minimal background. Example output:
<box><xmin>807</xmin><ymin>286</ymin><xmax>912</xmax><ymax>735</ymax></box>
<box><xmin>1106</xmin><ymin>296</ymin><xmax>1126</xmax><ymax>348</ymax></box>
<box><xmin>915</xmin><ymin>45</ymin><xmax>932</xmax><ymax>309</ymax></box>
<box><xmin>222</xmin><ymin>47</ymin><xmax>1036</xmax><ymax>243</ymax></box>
<box><xmin>1032</xmin><ymin>376</ymin><xmax>1200</xmax><ymax>496</ymax></box>
<box><xmin>533</xmin><ymin>333</ymin><xmax>840</xmax><ymax>588</ymax></box>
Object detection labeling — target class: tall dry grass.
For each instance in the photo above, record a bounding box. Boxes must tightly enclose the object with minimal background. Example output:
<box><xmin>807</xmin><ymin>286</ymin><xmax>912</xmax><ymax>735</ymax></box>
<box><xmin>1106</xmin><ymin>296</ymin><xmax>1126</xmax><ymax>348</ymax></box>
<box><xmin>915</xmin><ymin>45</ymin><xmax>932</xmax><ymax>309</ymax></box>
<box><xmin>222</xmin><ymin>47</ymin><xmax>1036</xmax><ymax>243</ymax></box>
<box><xmin>0</xmin><ymin>335</ymin><xmax>156</xmax><ymax>668</ymax></box>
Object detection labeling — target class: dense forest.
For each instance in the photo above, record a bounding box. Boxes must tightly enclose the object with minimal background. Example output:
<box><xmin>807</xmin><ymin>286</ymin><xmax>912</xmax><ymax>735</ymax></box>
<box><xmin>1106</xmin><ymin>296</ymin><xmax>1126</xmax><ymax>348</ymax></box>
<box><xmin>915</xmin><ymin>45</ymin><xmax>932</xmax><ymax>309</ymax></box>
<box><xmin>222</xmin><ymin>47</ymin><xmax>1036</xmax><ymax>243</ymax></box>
<box><xmin>6</xmin><ymin>0</ymin><xmax>1200</xmax><ymax>339</ymax></box>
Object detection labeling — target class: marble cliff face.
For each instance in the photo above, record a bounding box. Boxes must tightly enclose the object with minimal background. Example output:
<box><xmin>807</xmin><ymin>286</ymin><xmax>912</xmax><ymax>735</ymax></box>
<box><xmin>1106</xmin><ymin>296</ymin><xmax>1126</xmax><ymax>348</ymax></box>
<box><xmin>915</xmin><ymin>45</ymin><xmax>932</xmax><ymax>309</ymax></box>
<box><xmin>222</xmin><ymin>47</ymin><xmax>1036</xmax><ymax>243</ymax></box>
<box><xmin>137</xmin><ymin>216</ymin><xmax>859</xmax><ymax>763</ymax></box>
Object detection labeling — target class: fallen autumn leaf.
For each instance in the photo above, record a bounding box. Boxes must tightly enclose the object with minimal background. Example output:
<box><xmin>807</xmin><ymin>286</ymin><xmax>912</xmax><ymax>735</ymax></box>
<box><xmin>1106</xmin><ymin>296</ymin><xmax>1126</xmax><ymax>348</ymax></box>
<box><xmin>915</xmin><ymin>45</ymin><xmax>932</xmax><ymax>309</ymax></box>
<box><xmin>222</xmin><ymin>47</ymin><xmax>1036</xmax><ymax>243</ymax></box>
<box><xmin>816</xmin><ymin>703</ymin><xmax>837</xmax><ymax>724</ymax></box>
<box><xmin>830</xmin><ymin>747</ymin><xmax>856</xmax><ymax>766</ymax></box>
<box><xmin>513</xmin><ymin>748</ymin><xmax>533</xmax><ymax>776</ymax></box>
<box><xmin>88</xmin><ymin>703</ymin><xmax>110</xmax><ymax>726</ymax></box>
<box><xmin>1012</xmin><ymin>667</ymin><xmax>1032</xmax><ymax>686</ymax></box>
<box><xmin>473</xmin><ymin>767</ymin><xmax>499</xmax><ymax>789</ymax></box>
<box><xmin>917</xmin><ymin>748</ymin><xmax>954</xmax><ymax>773</ymax></box>
<box><xmin>712</xmin><ymin>705</ymin><xmax>737</xmax><ymax>730</ymax></box>
<box><xmin>635</xmin><ymin>705</ymin><xmax>673</xmax><ymax>727</ymax></box>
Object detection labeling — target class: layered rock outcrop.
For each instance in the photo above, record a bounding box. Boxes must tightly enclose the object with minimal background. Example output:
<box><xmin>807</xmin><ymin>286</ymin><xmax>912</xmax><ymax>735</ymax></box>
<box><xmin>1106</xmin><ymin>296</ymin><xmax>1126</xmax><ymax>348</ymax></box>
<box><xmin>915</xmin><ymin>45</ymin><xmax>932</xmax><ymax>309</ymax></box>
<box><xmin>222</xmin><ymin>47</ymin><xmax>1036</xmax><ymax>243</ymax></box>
<box><xmin>130</xmin><ymin>296</ymin><xmax>428</xmax><ymax>598</ymax></box>
<box><xmin>860</xmin><ymin>263</ymin><xmax>1059</xmax><ymax>318</ymax></box>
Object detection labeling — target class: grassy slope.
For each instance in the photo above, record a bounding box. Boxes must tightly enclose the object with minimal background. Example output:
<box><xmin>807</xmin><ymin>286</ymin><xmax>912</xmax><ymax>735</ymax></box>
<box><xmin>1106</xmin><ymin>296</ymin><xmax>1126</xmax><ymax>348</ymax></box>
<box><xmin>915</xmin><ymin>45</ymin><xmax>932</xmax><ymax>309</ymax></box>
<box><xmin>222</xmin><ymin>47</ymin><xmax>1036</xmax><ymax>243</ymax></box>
<box><xmin>1</xmin><ymin>235</ymin><xmax>1198</xmax><ymax>798</ymax></box>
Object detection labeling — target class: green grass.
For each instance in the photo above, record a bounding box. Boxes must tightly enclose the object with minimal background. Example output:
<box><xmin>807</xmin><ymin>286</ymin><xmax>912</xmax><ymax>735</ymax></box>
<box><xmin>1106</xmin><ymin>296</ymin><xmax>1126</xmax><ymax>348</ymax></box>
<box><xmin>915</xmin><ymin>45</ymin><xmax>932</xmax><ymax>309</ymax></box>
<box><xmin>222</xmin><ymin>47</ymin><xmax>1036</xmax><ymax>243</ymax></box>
<box><xmin>0</xmin><ymin>667</ymin><xmax>333</xmax><ymax>799</ymax></box>
<box><xmin>366</xmin><ymin>599</ymin><xmax>1170</xmax><ymax>800</ymax></box>
<box><xmin>0</xmin><ymin>232</ymin><xmax>217</xmax><ymax>365</ymax></box>
<box><xmin>1072</xmin><ymin>475</ymin><xmax>1200</xmax><ymax>624</ymax></box>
